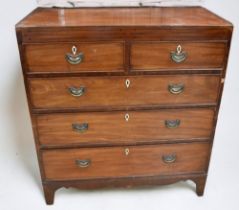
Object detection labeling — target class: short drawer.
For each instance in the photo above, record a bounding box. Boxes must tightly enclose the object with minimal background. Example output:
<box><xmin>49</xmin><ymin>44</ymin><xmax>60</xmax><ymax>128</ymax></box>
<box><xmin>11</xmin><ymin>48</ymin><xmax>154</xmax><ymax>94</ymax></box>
<box><xmin>29</xmin><ymin>75</ymin><xmax>220</xmax><ymax>109</ymax></box>
<box><xmin>42</xmin><ymin>142</ymin><xmax>210</xmax><ymax>180</ymax></box>
<box><xmin>24</xmin><ymin>42</ymin><xmax>125</xmax><ymax>72</ymax></box>
<box><xmin>130</xmin><ymin>42</ymin><xmax>227</xmax><ymax>71</ymax></box>
<box><xmin>37</xmin><ymin>109</ymin><xmax>214</xmax><ymax>146</ymax></box>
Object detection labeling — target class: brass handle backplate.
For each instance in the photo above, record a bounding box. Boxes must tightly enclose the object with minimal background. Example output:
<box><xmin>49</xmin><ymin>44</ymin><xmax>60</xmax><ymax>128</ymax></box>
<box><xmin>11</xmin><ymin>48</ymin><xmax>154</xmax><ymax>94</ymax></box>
<box><xmin>68</xmin><ymin>86</ymin><xmax>86</xmax><ymax>97</ymax></box>
<box><xmin>66</xmin><ymin>46</ymin><xmax>84</xmax><ymax>65</ymax></box>
<box><xmin>170</xmin><ymin>45</ymin><xmax>187</xmax><ymax>63</ymax></box>
<box><xmin>72</xmin><ymin>123</ymin><xmax>88</xmax><ymax>133</ymax></box>
<box><xmin>75</xmin><ymin>159</ymin><xmax>91</xmax><ymax>168</ymax></box>
<box><xmin>168</xmin><ymin>84</ymin><xmax>184</xmax><ymax>94</ymax></box>
<box><xmin>165</xmin><ymin>119</ymin><xmax>181</xmax><ymax>129</ymax></box>
<box><xmin>162</xmin><ymin>154</ymin><xmax>176</xmax><ymax>164</ymax></box>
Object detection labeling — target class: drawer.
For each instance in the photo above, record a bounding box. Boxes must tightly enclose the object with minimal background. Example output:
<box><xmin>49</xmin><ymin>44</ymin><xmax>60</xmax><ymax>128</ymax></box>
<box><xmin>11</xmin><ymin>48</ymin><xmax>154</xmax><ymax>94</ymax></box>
<box><xmin>29</xmin><ymin>75</ymin><xmax>220</xmax><ymax>109</ymax></box>
<box><xmin>37</xmin><ymin>109</ymin><xmax>214</xmax><ymax>146</ymax></box>
<box><xmin>24</xmin><ymin>42</ymin><xmax>125</xmax><ymax>72</ymax></box>
<box><xmin>130</xmin><ymin>42</ymin><xmax>227</xmax><ymax>71</ymax></box>
<box><xmin>42</xmin><ymin>142</ymin><xmax>210</xmax><ymax>180</ymax></box>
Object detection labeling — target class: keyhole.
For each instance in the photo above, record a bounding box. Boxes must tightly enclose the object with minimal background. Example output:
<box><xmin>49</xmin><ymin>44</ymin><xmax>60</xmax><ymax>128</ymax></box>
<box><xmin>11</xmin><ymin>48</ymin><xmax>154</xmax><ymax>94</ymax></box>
<box><xmin>125</xmin><ymin>148</ymin><xmax>130</xmax><ymax>156</ymax></box>
<box><xmin>125</xmin><ymin>79</ymin><xmax>130</xmax><ymax>88</ymax></box>
<box><xmin>72</xmin><ymin>46</ymin><xmax>77</xmax><ymax>55</ymax></box>
<box><xmin>176</xmin><ymin>45</ymin><xmax>182</xmax><ymax>54</ymax></box>
<box><xmin>125</xmin><ymin>113</ymin><xmax>130</xmax><ymax>122</ymax></box>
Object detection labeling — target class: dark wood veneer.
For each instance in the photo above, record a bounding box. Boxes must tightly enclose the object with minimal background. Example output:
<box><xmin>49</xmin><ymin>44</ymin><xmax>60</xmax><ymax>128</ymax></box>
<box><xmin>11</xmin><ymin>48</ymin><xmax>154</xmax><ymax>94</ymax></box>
<box><xmin>21</xmin><ymin>27</ymin><xmax>232</xmax><ymax>43</ymax></box>
<box><xmin>16</xmin><ymin>6</ymin><xmax>233</xmax><ymax>205</ymax></box>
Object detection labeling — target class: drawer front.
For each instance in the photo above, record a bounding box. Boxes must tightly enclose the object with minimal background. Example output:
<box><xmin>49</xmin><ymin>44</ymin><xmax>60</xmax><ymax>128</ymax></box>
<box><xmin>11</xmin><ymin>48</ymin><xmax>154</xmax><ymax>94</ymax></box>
<box><xmin>29</xmin><ymin>75</ymin><xmax>220</xmax><ymax>109</ymax></box>
<box><xmin>42</xmin><ymin>143</ymin><xmax>210</xmax><ymax>180</ymax></box>
<box><xmin>131</xmin><ymin>42</ymin><xmax>227</xmax><ymax>70</ymax></box>
<box><xmin>25</xmin><ymin>42</ymin><xmax>125</xmax><ymax>72</ymax></box>
<box><xmin>37</xmin><ymin>109</ymin><xmax>214</xmax><ymax>146</ymax></box>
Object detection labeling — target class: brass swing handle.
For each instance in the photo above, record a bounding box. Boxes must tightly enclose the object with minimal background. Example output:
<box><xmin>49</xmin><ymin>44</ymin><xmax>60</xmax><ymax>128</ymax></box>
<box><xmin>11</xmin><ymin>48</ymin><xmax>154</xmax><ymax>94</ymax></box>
<box><xmin>165</xmin><ymin>119</ymin><xmax>181</xmax><ymax>129</ymax></box>
<box><xmin>68</xmin><ymin>86</ymin><xmax>86</xmax><ymax>97</ymax></box>
<box><xmin>170</xmin><ymin>45</ymin><xmax>187</xmax><ymax>63</ymax></box>
<box><xmin>66</xmin><ymin>46</ymin><xmax>84</xmax><ymax>65</ymax></box>
<box><xmin>75</xmin><ymin>159</ymin><xmax>91</xmax><ymax>168</ymax></box>
<box><xmin>162</xmin><ymin>154</ymin><xmax>176</xmax><ymax>164</ymax></box>
<box><xmin>168</xmin><ymin>84</ymin><xmax>184</xmax><ymax>94</ymax></box>
<box><xmin>72</xmin><ymin>123</ymin><xmax>88</xmax><ymax>133</ymax></box>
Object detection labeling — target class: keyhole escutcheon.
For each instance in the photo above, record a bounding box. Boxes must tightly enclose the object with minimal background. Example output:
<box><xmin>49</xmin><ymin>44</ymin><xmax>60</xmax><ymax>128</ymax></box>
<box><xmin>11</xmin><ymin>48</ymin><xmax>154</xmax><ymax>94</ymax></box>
<box><xmin>125</xmin><ymin>113</ymin><xmax>130</xmax><ymax>122</ymax></box>
<box><xmin>125</xmin><ymin>148</ymin><xmax>130</xmax><ymax>156</ymax></box>
<box><xmin>125</xmin><ymin>79</ymin><xmax>130</xmax><ymax>88</ymax></box>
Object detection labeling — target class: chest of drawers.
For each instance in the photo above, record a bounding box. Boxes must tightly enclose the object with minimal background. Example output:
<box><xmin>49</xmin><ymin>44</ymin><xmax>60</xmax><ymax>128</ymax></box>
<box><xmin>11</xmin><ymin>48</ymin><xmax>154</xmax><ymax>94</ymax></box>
<box><xmin>16</xmin><ymin>7</ymin><xmax>233</xmax><ymax>205</ymax></box>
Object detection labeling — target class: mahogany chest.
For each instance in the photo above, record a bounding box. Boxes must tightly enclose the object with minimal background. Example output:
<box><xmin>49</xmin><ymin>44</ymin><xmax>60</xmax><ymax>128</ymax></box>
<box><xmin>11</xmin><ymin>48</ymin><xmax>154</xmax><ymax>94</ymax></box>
<box><xmin>16</xmin><ymin>7</ymin><xmax>233</xmax><ymax>204</ymax></box>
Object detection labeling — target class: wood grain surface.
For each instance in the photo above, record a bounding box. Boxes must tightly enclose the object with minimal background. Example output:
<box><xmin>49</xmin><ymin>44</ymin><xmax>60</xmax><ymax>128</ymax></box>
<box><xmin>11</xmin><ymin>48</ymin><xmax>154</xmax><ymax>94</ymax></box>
<box><xmin>36</xmin><ymin>108</ymin><xmax>214</xmax><ymax>146</ymax></box>
<box><xmin>28</xmin><ymin>75</ymin><xmax>220</xmax><ymax>109</ymax></box>
<box><xmin>25</xmin><ymin>42</ymin><xmax>125</xmax><ymax>72</ymax></box>
<box><xmin>42</xmin><ymin>142</ymin><xmax>211</xmax><ymax>180</ymax></box>
<box><xmin>131</xmin><ymin>42</ymin><xmax>227</xmax><ymax>70</ymax></box>
<box><xmin>17</xmin><ymin>7</ymin><xmax>231</xmax><ymax>28</ymax></box>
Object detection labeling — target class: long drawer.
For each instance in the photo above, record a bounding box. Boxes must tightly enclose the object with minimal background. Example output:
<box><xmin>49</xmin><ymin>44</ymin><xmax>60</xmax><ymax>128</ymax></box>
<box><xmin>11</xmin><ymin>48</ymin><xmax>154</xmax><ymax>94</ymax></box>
<box><xmin>24</xmin><ymin>42</ymin><xmax>125</xmax><ymax>72</ymax></box>
<box><xmin>131</xmin><ymin>42</ymin><xmax>227</xmax><ymax>71</ymax></box>
<box><xmin>36</xmin><ymin>108</ymin><xmax>214</xmax><ymax>146</ymax></box>
<box><xmin>29</xmin><ymin>75</ymin><xmax>220</xmax><ymax>109</ymax></box>
<box><xmin>42</xmin><ymin>142</ymin><xmax>210</xmax><ymax>180</ymax></box>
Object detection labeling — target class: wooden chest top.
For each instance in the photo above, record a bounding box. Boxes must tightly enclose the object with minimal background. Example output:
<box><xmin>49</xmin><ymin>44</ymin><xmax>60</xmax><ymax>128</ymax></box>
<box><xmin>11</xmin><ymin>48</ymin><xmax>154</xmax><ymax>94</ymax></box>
<box><xmin>17</xmin><ymin>7</ymin><xmax>231</xmax><ymax>28</ymax></box>
<box><xmin>16</xmin><ymin>7</ymin><xmax>232</xmax><ymax>43</ymax></box>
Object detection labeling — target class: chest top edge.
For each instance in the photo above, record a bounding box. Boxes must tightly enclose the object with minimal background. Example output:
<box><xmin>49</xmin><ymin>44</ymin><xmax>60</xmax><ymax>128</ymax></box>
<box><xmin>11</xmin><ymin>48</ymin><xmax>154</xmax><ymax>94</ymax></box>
<box><xmin>16</xmin><ymin>7</ymin><xmax>233</xmax><ymax>29</ymax></box>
